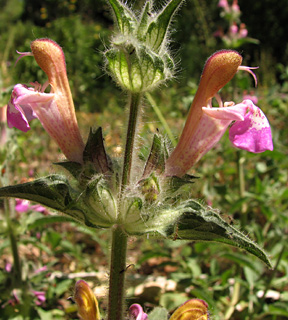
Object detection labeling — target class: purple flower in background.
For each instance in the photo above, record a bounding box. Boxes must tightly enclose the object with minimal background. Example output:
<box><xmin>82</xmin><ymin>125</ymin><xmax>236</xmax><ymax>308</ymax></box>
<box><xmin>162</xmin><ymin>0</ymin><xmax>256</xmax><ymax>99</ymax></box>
<box><xmin>32</xmin><ymin>290</ymin><xmax>46</xmax><ymax>306</ymax></box>
<box><xmin>129</xmin><ymin>304</ymin><xmax>148</xmax><ymax>320</ymax></box>
<box><xmin>15</xmin><ymin>198</ymin><xmax>46</xmax><ymax>213</ymax></box>
<box><xmin>5</xmin><ymin>262</ymin><xmax>12</xmax><ymax>272</ymax></box>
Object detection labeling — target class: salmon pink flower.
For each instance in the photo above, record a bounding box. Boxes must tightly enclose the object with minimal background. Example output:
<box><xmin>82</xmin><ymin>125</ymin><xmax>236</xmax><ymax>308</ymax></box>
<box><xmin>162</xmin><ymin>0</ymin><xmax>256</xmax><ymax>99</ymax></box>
<box><xmin>165</xmin><ymin>50</ymin><xmax>273</xmax><ymax>177</ymax></box>
<box><xmin>7</xmin><ymin>39</ymin><xmax>84</xmax><ymax>163</ymax></box>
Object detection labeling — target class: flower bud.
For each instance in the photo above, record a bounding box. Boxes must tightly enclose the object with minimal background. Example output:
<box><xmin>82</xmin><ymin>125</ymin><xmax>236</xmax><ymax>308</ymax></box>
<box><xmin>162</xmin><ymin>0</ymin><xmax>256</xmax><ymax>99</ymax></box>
<box><xmin>105</xmin><ymin>0</ymin><xmax>182</xmax><ymax>92</ymax></box>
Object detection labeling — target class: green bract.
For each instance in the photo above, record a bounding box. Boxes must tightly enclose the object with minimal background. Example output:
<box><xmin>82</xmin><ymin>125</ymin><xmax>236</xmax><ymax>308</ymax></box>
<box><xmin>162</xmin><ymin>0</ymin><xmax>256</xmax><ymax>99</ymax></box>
<box><xmin>105</xmin><ymin>0</ymin><xmax>182</xmax><ymax>92</ymax></box>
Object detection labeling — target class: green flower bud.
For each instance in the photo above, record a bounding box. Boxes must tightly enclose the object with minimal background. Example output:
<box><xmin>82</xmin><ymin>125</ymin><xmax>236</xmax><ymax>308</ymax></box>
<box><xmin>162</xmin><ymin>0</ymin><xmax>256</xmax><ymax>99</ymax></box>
<box><xmin>82</xmin><ymin>177</ymin><xmax>117</xmax><ymax>228</ymax></box>
<box><xmin>105</xmin><ymin>0</ymin><xmax>183</xmax><ymax>92</ymax></box>
<box><xmin>105</xmin><ymin>41</ymin><xmax>167</xmax><ymax>92</ymax></box>
<box><xmin>140</xmin><ymin>174</ymin><xmax>160</xmax><ymax>203</ymax></box>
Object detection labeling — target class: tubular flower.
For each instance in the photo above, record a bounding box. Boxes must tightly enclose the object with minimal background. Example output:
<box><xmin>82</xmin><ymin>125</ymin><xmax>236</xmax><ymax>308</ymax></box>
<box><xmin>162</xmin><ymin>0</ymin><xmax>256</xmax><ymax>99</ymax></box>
<box><xmin>165</xmin><ymin>50</ymin><xmax>273</xmax><ymax>177</ymax></box>
<box><xmin>7</xmin><ymin>39</ymin><xmax>84</xmax><ymax>163</ymax></box>
<box><xmin>74</xmin><ymin>280</ymin><xmax>100</xmax><ymax>320</ymax></box>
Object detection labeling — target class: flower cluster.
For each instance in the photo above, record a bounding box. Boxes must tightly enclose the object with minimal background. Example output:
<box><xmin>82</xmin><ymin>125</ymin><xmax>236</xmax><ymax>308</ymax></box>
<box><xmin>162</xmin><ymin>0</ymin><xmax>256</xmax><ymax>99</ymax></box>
<box><xmin>5</xmin><ymin>41</ymin><xmax>273</xmax><ymax>236</ymax></box>
<box><xmin>215</xmin><ymin>0</ymin><xmax>258</xmax><ymax>48</ymax></box>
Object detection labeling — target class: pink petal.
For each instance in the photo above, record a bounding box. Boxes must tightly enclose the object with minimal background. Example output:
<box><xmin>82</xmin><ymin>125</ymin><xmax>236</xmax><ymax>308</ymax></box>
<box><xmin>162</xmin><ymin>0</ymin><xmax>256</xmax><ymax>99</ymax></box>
<box><xmin>203</xmin><ymin>103</ymin><xmax>247</xmax><ymax>121</ymax></box>
<box><xmin>15</xmin><ymin>199</ymin><xmax>31</xmax><ymax>213</ymax></box>
<box><xmin>7</xmin><ymin>84</ymin><xmax>48</xmax><ymax>132</ymax></box>
<box><xmin>229</xmin><ymin>100</ymin><xmax>273</xmax><ymax>153</ymax></box>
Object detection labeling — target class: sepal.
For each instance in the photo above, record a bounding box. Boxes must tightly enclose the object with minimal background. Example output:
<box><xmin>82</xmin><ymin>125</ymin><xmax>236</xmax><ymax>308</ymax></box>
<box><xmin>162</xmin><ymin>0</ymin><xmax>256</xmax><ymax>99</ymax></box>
<box><xmin>105</xmin><ymin>44</ymin><xmax>166</xmax><ymax>92</ymax></box>
<box><xmin>107</xmin><ymin>0</ymin><xmax>137</xmax><ymax>34</ymax></box>
<box><xmin>83</xmin><ymin>127</ymin><xmax>113</xmax><ymax>174</ymax></box>
<box><xmin>144</xmin><ymin>0</ymin><xmax>183</xmax><ymax>52</ymax></box>
<box><xmin>80</xmin><ymin>176</ymin><xmax>117</xmax><ymax>228</ymax></box>
<box><xmin>166</xmin><ymin>174</ymin><xmax>199</xmax><ymax>194</ymax></box>
<box><xmin>142</xmin><ymin>133</ymin><xmax>169</xmax><ymax>178</ymax></box>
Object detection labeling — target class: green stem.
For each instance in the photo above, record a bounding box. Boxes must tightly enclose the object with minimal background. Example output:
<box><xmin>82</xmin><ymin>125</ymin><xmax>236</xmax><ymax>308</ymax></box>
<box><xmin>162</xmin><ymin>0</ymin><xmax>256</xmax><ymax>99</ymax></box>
<box><xmin>121</xmin><ymin>92</ymin><xmax>142</xmax><ymax>193</ymax></box>
<box><xmin>108</xmin><ymin>225</ymin><xmax>128</xmax><ymax>320</ymax></box>
<box><xmin>107</xmin><ymin>93</ymin><xmax>141</xmax><ymax>319</ymax></box>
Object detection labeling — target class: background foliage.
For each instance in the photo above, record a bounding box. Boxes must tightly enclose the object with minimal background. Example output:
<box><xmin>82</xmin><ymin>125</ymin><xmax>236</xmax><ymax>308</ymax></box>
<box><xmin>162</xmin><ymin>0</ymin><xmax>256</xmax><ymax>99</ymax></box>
<box><xmin>0</xmin><ymin>0</ymin><xmax>288</xmax><ymax>319</ymax></box>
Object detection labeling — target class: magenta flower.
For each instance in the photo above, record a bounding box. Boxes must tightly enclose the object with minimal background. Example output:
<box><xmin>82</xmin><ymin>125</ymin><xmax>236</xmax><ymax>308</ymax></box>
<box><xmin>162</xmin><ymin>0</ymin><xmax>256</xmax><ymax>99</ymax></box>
<box><xmin>229</xmin><ymin>100</ymin><xmax>273</xmax><ymax>152</ymax></box>
<box><xmin>7</xmin><ymin>39</ymin><xmax>84</xmax><ymax>163</ymax></box>
<box><xmin>129</xmin><ymin>304</ymin><xmax>148</xmax><ymax>320</ymax></box>
<box><xmin>165</xmin><ymin>50</ymin><xmax>273</xmax><ymax>177</ymax></box>
<box><xmin>218</xmin><ymin>0</ymin><xmax>229</xmax><ymax>9</ymax></box>
<box><xmin>15</xmin><ymin>198</ymin><xmax>46</xmax><ymax>213</ymax></box>
<box><xmin>231</xmin><ymin>0</ymin><xmax>240</xmax><ymax>13</ymax></box>
<box><xmin>32</xmin><ymin>290</ymin><xmax>46</xmax><ymax>306</ymax></box>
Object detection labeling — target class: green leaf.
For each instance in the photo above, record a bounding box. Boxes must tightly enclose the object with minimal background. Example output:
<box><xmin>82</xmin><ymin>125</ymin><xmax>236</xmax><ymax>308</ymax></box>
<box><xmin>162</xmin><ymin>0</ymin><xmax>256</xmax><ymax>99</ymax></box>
<box><xmin>27</xmin><ymin>215</ymin><xmax>78</xmax><ymax>230</ymax></box>
<box><xmin>160</xmin><ymin>293</ymin><xmax>188</xmax><ymax>312</ymax></box>
<box><xmin>0</xmin><ymin>175</ymin><xmax>85</xmax><ymax>223</ymax></box>
<box><xmin>0</xmin><ymin>175</ymin><xmax>72</xmax><ymax>211</ymax></box>
<box><xmin>145</xmin><ymin>0</ymin><xmax>183</xmax><ymax>51</ymax></box>
<box><xmin>167</xmin><ymin>200</ymin><xmax>272</xmax><ymax>268</ymax></box>
<box><xmin>107</xmin><ymin>0</ymin><xmax>137</xmax><ymax>34</ymax></box>
<box><xmin>148</xmin><ymin>307</ymin><xmax>169</xmax><ymax>320</ymax></box>
<box><xmin>54</xmin><ymin>161</ymin><xmax>83</xmax><ymax>179</ymax></box>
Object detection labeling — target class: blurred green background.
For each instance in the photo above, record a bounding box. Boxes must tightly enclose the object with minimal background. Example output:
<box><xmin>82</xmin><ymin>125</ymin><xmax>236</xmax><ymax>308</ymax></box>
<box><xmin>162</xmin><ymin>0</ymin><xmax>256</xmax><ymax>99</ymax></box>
<box><xmin>0</xmin><ymin>0</ymin><xmax>288</xmax><ymax>319</ymax></box>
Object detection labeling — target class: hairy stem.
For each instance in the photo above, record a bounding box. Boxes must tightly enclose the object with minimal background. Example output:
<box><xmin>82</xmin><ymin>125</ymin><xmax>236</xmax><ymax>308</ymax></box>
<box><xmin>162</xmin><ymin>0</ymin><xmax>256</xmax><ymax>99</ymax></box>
<box><xmin>108</xmin><ymin>225</ymin><xmax>128</xmax><ymax>320</ymax></box>
<box><xmin>121</xmin><ymin>92</ymin><xmax>142</xmax><ymax>193</ymax></box>
<box><xmin>107</xmin><ymin>92</ymin><xmax>142</xmax><ymax>319</ymax></box>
